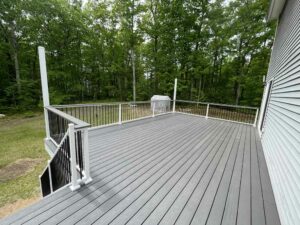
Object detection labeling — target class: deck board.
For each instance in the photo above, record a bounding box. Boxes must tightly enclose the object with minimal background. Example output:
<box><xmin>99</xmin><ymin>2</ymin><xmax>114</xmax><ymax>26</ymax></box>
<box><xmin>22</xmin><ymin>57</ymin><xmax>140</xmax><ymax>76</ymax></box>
<box><xmin>221</xmin><ymin>124</ymin><xmax>247</xmax><ymax>225</ymax></box>
<box><xmin>0</xmin><ymin>114</ymin><xmax>280</xmax><ymax>225</ymax></box>
<box><xmin>256</xmin><ymin>132</ymin><xmax>281</xmax><ymax>225</ymax></box>
<box><xmin>191</xmin><ymin>123</ymin><xmax>242</xmax><ymax>225</ymax></box>
<box><xmin>122</xmin><ymin>122</ymin><xmax>232</xmax><ymax>225</ymax></box>
<box><xmin>250</xmin><ymin>127</ymin><xmax>266</xmax><ymax>225</ymax></box>
<box><xmin>205</xmin><ymin>124</ymin><xmax>243</xmax><ymax>225</ymax></box>
<box><xmin>237</xmin><ymin>126</ymin><xmax>251</xmax><ymax>225</ymax></box>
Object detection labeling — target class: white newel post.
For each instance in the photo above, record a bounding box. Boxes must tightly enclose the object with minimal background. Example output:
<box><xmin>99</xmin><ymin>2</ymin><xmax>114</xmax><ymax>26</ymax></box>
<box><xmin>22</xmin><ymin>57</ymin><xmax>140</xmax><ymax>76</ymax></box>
<box><xmin>206</xmin><ymin>104</ymin><xmax>210</xmax><ymax>119</ymax></box>
<box><xmin>152</xmin><ymin>102</ymin><xmax>155</xmax><ymax>117</ymax></box>
<box><xmin>38</xmin><ymin>46</ymin><xmax>50</xmax><ymax>139</ymax></box>
<box><xmin>119</xmin><ymin>104</ymin><xmax>122</xmax><ymax>124</ymax></box>
<box><xmin>83</xmin><ymin>128</ymin><xmax>92</xmax><ymax>184</ymax></box>
<box><xmin>253</xmin><ymin>108</ymin><xmax>259</xmax><ymax>127</ymax></box>
<box><xmin>48</xmin><ymin>160</ymin><xmax>53</xmax><ymax>193</ymax></box>
<box><xmin>69</xmin><ymin>124</ymin><xmax>80</xmax><ymax>191</ymax></box>
<box><xmin>172</xmin><ymin>78</ymin><xmax>177</xmax><ymax>113</ymax></box>
<box><xmin>257</xmin><ymin>81</ymin><xmax>270</xmax><ymax>134</ymax></box>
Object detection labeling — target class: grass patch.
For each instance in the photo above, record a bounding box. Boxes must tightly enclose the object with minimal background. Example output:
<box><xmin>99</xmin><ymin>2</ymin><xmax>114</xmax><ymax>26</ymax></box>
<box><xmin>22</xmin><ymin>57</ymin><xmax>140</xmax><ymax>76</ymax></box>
<box><xmin>0</xmin><ymin>113</ymin><xmax>48</xmax><ymax>209</ymax></box>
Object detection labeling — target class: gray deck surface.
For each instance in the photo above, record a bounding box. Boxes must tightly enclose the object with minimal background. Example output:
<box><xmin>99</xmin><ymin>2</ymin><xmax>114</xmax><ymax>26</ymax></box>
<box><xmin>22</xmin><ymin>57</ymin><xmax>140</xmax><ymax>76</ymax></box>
<box><xmin>1</xmin><ymin>114</ymin><xmax>280</xmax><ymax>225</ymax></box>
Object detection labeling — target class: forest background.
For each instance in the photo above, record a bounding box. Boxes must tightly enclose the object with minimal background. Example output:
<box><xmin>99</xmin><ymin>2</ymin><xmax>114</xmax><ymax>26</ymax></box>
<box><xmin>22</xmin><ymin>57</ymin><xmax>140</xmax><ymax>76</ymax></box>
<box><xmin>0</xmin><ymin>0</ymin><xmax>275</xmax><ymax>113</ymax></box>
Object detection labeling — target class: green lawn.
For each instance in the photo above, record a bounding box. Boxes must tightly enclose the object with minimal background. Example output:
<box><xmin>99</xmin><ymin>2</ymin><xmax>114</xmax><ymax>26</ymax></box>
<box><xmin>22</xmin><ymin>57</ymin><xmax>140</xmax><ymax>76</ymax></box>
<box><xmin>0</xmin><ymin>113</ymin><xmax>48</xmax><ymax>208</ymax></box>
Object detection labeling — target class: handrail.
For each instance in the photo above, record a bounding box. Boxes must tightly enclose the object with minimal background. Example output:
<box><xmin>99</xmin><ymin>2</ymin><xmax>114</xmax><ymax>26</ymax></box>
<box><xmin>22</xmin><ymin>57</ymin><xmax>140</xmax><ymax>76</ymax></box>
<box><xmin>53</xmin><ymin>101</ymin><xmax>173</xmax><ymax>128</ymax></box>
<box><xmin>52</xmin><ymin>100</ymin><xmax>170</xmax><ymax>109</ymax></box>
<box><xmin>40</xmin><ymin>131</ymin><xmax>69</xmax><ymax>178</ymax></box>
<box><xmin>50</xmin><ymin>100</ymin><xmax>258</xmax><ymax>128</ymax></box>
<box><xmin>176</xmin><ymin>100</ymin><xmax>207</xmax><ymax>105</ymax></box>
<box><xmin>176</xmin><ymin>100</ymin><xmax>258</xmax><ymax>126</ymax></box>
<box><xmin>41</xmin><ymin>105</ymin><xmax>93</xmax><ymax>197</ymax></box>
<box><xmin>49</xmin><ymin>130</ymin><xmax>69</xmax><ymax>162</ymax></box>
<box><xmin>40</xmin><ymin>127</ymin><xmax>71</xmax><ymax>197</ymax></box>
<box><xmin>176</xmin><ymin>100</ymin><xmax>258</xmax><ymax>110</ymax></box>
<box><xmin>46</xmin><ymin>105</ymin><xmax>90</xmax><ymax>129</ymax></box>
<box><xmin>40</xmin><ymin>122</ymin><xmax>90</xmax><ymax>197</ymax></box>
<box><xmin>40</xmin><ymin>129</ymin><xmax>70</xmax><ymax>182</ymax></box>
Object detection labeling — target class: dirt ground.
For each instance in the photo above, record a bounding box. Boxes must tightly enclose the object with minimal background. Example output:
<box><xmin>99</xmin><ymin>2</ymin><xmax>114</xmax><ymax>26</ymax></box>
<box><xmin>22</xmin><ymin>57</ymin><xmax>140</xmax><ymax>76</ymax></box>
<box><xmin>0</xmin><ymin>195</ymin><xmax>41</xmax><ymax>219</ymax></box>
<box><xmin>0</xmin><ymin>158</ymin><xmax>44</xmax><ymax>219</ymax></box>
<box><xmin>0</xmin><ymin>158</ymin><xmax>43</xmax><ymax>182</ymax></box>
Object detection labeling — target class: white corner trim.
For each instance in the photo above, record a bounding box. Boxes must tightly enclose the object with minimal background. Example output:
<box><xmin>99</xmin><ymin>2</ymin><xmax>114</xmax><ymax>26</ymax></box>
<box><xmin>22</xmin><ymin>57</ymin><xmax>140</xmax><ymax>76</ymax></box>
<box><xmin>268</xmin><ymin>0</ymin><xmax>286</xmax><ymax>21</ymax></box>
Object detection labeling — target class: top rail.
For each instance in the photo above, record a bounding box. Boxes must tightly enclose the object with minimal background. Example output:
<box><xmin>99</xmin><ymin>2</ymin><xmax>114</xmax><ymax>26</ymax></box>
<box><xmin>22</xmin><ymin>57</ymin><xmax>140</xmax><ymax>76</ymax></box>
<box><xmin>46</xmin><ymin>106</ymin><xmax>90</xmax><ymax>129</ymax></box>
<box><xmin>176</xmin><ymin>100</ymin><xmax>259</xmax><ymax>125</ymax></box>
<box><xmin>176</xmin><ymin>100</ymin><xmax>258</xmax><ymax>110</ymax></box>
<box><xmin>52</xmin><ymin>100</ymin><xmax>172</xmax><ymax>128</ymax></box>
<box><xmin>49</xmin><ymin>99</ymin><xmax>258</xmax><ymax>129</ymax></box>
<box><xmin>52</xmin><ymin>101</ymin><xmax>153</xmax><ymax>108</ymax></box>
<box><xmin>45</xmin><ymin>105</ymin><xmax>90</xmax><ymax>145</ymax></box>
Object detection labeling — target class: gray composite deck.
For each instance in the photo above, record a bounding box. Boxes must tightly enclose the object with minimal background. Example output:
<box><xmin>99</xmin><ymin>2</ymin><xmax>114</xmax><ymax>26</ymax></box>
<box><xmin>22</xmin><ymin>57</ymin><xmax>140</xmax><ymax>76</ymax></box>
<box><xmin>1</xmin><ymin>114</ymin><xmax>280</xmax><ymax>225</ymax></box>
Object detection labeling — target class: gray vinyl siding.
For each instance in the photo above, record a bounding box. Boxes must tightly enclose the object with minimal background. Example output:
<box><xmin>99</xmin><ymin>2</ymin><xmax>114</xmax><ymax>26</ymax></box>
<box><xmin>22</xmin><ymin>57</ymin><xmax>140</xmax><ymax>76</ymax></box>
<box><xmin>261</xmin><ymin>0</ymin><xmax>300</xmax><ymax>224</ymax></box>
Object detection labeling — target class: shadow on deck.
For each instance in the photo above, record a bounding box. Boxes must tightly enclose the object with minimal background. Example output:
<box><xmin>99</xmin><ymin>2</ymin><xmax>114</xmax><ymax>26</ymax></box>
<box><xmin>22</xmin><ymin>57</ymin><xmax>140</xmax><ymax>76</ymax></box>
<box><xmin>1</xmin><ymin>113</ymin><xmax>280</xmax><ymax>225</ymax></box>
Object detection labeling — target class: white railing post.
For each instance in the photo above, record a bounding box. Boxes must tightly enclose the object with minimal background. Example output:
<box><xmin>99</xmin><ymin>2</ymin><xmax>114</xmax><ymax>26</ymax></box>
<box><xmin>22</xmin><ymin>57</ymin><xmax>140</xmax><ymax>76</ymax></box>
<box><xmin>48</xmin><ymin>160</ymin><xmax>53</xmax><ymax>193</ymax></box>
<box><xmin>119</xmin><ymin>104</ymin><xmax>122</xmax><ymax>124</ymax></box>
<box><xmin>206</xmin><ymin>104</ymin><xmax>210</xmax><ymax>119</ymax></box>
<box><xmin>253</xmin><ymin>108</ymin><xmax>259</xmax><ymax>127</ymax></box>
<box><xmin>83</xmin><ymin>128</ymin><xmax>92</xmax><ymax>184</ymax></box>
<box><xmin>152</xmin><ymin>102</ymin><xmax>155</xmax><ymax>117</ymax></box>
<box><xmin>69</xmin><ymin>124</ymin><xmax>80</xmax><ymax>191</ymax></box>
<box><xmin>44</xmin><ymin>108</ymin><xmax>50</xmax><ymax>139</ymax></box>
<box><xmin>38</xmin><ymin>46</ymin><xmax>50</xmax><ymax>139</ymax></box>
<box><xmin>172</xmin><ymin>78</ymin><xmax>177</xmax><ymax>113</ymax></box>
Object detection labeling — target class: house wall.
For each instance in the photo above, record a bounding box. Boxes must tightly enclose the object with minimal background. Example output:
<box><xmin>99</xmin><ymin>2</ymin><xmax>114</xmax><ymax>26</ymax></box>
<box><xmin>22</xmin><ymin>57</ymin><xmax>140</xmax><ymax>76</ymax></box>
<box><xmin>260</xmin><ymin>0</ymin><xmax>300</xmax><ymax>224</ymax></box>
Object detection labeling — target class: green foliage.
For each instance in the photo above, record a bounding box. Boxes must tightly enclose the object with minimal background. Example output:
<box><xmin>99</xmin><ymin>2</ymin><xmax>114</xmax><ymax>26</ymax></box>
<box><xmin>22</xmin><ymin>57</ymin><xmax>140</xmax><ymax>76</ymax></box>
<box><xmin>0</xmin><ymin>0</ymin><xmax>275</xmax><ymax>113</ymax></box>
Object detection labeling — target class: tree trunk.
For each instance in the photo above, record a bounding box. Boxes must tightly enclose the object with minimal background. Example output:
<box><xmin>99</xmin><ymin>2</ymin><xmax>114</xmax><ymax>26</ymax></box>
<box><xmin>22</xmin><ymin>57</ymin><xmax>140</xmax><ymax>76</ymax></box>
<box><xmin>118</xmin><ymin>76</ymin><xmax>123</xmax><ymax>101</ymax></box>
<box><xmin>131</xmin><ymin>50</ymin><xmax>136</xmax><ymax>102</ymax></box>
<box><xmin>190</xmin><ymin>78</ymin><xmax>193</xmax><ymax>100</ymax></box>
<box><xmin>235</xmin><ymin>83</ymin><xmax>241</xmax><ymax>105</ymax></box>
<box><xmin>197</xmin><ymin>76</ymin><xmax>202</xmax><ymax>102</ymax></box>
<box><xmin>11</xmin><ymin>31</ymin><xmax>21</xmax><ymax>94</ymax></box>
<box><xmin>154</xmin><ymin>35</ymin><xmax>158</xmax><ymax>93</ymax></box>
<box><xmin>13</xmin><ymin>50</ymin><xmax>21</xmax><ymax>94</ymax></box>
<box><xmin>131</xmin><ymin>0</ymin><xmax>136</xmax><ymax>102</ymax></box>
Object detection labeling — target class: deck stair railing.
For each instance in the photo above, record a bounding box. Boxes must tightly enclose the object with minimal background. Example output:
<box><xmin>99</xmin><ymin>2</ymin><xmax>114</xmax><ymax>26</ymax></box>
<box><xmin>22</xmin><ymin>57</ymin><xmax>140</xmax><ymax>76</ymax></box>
<box><xmin>40</xmin><ymin>106</ymin><xmax>91</xmax><ymax>197</ymax></box>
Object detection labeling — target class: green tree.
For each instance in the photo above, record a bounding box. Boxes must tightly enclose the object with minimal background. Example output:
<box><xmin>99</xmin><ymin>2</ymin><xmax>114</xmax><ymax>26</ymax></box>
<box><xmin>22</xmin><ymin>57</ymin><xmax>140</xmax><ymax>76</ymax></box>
<box><xmin>0</xmin><ymin>0</ymin><xmax>275</xmax><ymax>113</ymax></box>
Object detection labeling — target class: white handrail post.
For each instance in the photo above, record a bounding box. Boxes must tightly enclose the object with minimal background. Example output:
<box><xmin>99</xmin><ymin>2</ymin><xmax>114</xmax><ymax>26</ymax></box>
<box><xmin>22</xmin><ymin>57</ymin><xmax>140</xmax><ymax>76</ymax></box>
<box><xmin>48</xmin><ymin>160</ymin><xmax>53</xmax><ymax>193</ymax></box>
<box><xmin>206</xmin><ymin>104</ymin><xmax>210</xmax><ymax>119</ymax></box>
<box><xmin>38</xmin><ymin>46</ymin><xmax>50</xmax><ymax>139</ymax></box>
<box><xmin>69</xmin><ymin>124</ymin><xmax>80</xmax><ymax>191</ymax></box>
<box><xmin>83</xmin><ymin>128</ymin><xmax>92</xmax><ymax>184</ymax></box>
<box><xmin>253</xmin><ymin>108</ymin><xmax>259</xmax><ymax>127</ymax></box>
<box><xmin>172</xmin><ymin>78</ymin><xmax>177</xmax><ymax>113</ymax></box>
<box><xmin>38</xmin><ymin>175</ymin><xmax>43</xmax><ymax>197</ymax></box>
<box><xmin>118</xmin><ymin>104</ymin><xmax>122</xmax><ymax>124</ymax></box>
<box><xmin>152</xmin><ymin>102</ymin><xmax>155</xmax><ymax>117</ymax></box>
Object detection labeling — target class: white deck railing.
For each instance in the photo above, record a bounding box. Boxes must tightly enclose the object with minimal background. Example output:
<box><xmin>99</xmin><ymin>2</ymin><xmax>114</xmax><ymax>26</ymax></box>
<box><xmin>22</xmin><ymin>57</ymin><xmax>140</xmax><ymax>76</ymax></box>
<box><xmin>40</xmin><ymin>99</ymin><xmax>258</xmax><ymax>197</ymax></box>
<box><xmin>53</xmin><ymin>100</ymin><xmax>258</xmax><ymax>128</ymax></box>
<box><xmin>53</xmin><ymin>100</ymin><xmax>173</xmax><ymax>128</ymax></box>
<box><xmin>175</xmin><ymin>100</ymin><xmax>259</xmax><ymax>126</ymax></box>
